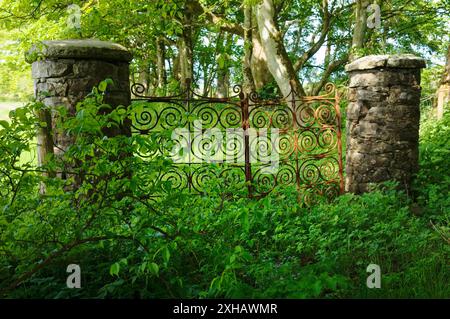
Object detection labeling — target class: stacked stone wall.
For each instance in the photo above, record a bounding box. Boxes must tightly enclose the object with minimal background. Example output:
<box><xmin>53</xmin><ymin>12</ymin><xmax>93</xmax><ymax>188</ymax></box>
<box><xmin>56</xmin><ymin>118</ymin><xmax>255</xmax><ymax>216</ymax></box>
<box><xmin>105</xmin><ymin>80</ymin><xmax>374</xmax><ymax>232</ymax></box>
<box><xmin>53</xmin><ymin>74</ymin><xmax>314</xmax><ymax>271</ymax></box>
<box><xmin>27</xmin><ymin>40</ymin><xmax>132</xmax><ymax>163</ymax></box>
<box><xmin>345</xmin><ymin>55</ymin><xmax>426</xmax><ymax>193</ymax></box>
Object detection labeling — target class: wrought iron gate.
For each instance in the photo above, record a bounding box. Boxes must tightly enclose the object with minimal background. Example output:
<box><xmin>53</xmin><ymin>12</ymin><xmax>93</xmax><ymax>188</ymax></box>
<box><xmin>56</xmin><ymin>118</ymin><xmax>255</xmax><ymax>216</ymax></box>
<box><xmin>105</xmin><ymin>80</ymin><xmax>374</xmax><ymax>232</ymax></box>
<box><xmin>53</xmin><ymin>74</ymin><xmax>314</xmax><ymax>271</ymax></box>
<box><xmin>130</xmin><ymin>80</ymin><xmax>343</xmax><ymax>205</ymax></box>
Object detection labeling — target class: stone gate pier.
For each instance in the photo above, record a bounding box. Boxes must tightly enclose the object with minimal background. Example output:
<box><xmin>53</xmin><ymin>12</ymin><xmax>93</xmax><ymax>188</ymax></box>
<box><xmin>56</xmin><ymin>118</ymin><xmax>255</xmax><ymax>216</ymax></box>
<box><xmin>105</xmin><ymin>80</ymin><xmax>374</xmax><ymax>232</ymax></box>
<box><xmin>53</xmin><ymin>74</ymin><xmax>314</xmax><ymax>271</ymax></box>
<box><xmin>26</xmin><ymin>39</ymin><xmax>132</xmax><ymax>168</ymax></box>
<box><xmin>345</xmin><ymin>54</ymin><xmax>426</xmax><ymax>194</ymax></box>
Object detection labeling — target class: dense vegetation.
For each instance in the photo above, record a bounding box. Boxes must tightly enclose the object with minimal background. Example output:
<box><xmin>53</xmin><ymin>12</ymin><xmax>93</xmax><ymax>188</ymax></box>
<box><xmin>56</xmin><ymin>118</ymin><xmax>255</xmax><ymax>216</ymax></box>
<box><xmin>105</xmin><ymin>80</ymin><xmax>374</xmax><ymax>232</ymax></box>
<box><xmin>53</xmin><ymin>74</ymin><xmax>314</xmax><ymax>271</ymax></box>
<box><xmin>0</xmin><ymin>84</ymin><xmax>448</xmax><ymax>298</ymax></box>
<box><xmin>0</xmin><ymin>0</ymin><xmax>449</xmax><ymax>299</ymax></box>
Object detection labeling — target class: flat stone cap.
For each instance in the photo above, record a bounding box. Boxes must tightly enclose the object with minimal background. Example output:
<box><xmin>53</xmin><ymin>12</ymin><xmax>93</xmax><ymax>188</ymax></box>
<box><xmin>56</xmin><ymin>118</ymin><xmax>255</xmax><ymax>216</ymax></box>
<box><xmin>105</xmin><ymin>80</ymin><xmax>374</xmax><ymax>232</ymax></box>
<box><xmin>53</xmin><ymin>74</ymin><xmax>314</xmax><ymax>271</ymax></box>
<box><xmin>26</xmin><ymin>39</ymin><xmax>132</xmax><ymax>63</ymax></box>
<box><xmin>345</xmin><ymin>54</ymin><xmax>426</xmax><ymax>72</ymax></box>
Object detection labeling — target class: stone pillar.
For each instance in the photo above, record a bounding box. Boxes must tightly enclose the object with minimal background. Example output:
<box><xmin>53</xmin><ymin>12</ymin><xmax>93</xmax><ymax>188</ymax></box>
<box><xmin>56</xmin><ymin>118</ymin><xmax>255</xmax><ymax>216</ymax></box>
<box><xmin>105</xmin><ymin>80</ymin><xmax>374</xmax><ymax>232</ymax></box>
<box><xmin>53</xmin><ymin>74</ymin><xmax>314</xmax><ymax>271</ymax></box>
<box><xmin>26</xmin><ymin>40</ymin><xmax>132</xmax><ymax>167</ymax></box>
<box><xmin>345</xmin><ymin>55</ymin><xmax>426</xmax><ymax>194</ymax></box>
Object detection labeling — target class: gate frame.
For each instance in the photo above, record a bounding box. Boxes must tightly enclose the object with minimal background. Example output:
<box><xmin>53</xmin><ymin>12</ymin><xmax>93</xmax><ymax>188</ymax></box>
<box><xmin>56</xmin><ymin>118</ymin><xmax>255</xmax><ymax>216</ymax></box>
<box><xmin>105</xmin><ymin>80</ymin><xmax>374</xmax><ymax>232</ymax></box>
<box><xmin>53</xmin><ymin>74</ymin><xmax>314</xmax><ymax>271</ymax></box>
<box><xmin>130</xmin><ymin>79</ymin><xmax>344</xmax><ymax>201</ymax></box>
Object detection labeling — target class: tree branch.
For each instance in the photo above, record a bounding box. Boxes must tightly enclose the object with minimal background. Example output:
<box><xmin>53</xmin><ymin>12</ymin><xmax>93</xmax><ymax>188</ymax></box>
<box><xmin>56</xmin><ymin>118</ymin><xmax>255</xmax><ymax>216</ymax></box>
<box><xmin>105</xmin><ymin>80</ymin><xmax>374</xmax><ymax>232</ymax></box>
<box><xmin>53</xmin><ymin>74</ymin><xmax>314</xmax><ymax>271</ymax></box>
<box><xmin>293</xmin><ymin>0</ymin><xmax>331</xmax><ymax>72</ymax></box>
<box><xmin>311</xmin><ymin>55</ymin><xmax>348</xmax><ymax>96</ymax></box>
<box><xmin>188</xmin><ymin>0</ymin><xmax>244</xmax><ymax>37</ymax></box>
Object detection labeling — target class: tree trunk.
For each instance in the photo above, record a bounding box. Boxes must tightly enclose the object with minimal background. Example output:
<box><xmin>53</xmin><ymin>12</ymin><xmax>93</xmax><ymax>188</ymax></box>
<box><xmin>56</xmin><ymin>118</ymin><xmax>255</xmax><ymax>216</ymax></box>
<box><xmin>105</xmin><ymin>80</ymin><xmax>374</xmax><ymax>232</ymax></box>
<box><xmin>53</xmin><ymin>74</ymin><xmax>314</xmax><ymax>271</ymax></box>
<box><xmin>255</xmin><ymin>0</ymin><xmax>303</xmax><ymax>98</ymax></box>
<box><xmin>36</xmin><ymin>107</ymin><xmax>54</xmax><ymax>168</ymax></box>
<box><xmin>350</xmin><ymin>0</ymin><xmax>370</xmax><ymax>62</ymax></box>
<box><xmin>35</xmin><ymin>106</ymin><xmax>55</xmax><ymax>194</ymax></box>
<box><xmin>179</xmin><ymin>36</ymin><xmax>193</xmax><ymax>91</ymax></box>
<box><xmin>216</xmin><ymin>63</ymin><xmax>229</xmax><ymax>98</ymax></box>
<box><xmin>179</xmin><ymin>3</ymin><xmax>194</xmax><ymax>91</ymax></box>
<box><xmin>156</xmin><ymin>37</ymin><xmax>167</xmax><ymax>92</ymax></box>
<box><xmin>173</xmin><ymin>52</ymin><xmax>181</xmax><ymax>83</ymax></box>
<box><xmin>217</xmin><ymin>34</ymin><xmax>232</xmax><ymax>98</ymax></box>
<box><xmin>203</xmin><ymin>60</ymin><xmax>211</xmax><ymax>96</ymax></box>
<box><xmin>137</xmin><ymin>62</ymin><xmax>150</xmax><ymax>95</ymax></box>
<box><xmin>251</xmin><ymin>11</ymin><xmax>273</xmax><ymax>91</ymax></box>
<box><xmin>324</xmin><ymin>37</ymin><xmax>331</xmax><ymax>69</ymax></box>
<box><xmin>243</xmin><ymin>5</ymin><xmax>256</xmax><ymax>94</ymax></box>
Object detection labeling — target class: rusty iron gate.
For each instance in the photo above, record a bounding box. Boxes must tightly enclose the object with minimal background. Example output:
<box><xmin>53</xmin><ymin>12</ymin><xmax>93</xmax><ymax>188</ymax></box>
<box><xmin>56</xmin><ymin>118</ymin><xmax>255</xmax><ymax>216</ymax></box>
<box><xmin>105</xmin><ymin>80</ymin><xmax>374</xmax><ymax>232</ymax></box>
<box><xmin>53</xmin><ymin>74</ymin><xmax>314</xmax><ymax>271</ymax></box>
<box><xmin>130</xmin><ymin>80</ymin><xmax>343</xmax><ymax>205</ymax></box>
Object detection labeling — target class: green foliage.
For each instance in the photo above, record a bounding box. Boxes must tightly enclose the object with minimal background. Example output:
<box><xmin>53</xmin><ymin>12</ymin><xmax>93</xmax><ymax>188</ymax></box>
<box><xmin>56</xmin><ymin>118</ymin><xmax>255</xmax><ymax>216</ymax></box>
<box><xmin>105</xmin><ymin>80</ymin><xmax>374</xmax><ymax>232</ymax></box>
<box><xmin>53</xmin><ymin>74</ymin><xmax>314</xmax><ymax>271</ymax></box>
<box><xmin>255</xmin><ymin>80</ymin><xmax>280</xmax><ymax>100</ymax></box>
<box><xmin>1</xmin><ymin>0</ymin><xmax>449</xmax><ymax>100</ymax></box>
<box><xmin>414</xmin><ymin>110</ymin><xmax>450</xmax><ymax>228</ymax></box>
<box><xmin>421</xmin><ymin>65</ymin><xmax>445</xmax><ymax>98</ymax></box>
<box><xmin>0</xmin><ymin>0</ymin><xmax>448</xmax><ymax>299</ymax></box>
<box><xmin>0</xmin><ymin>30</ymin><xmax>33</xmax><ymax>101</ymax></box>
<box><xmin>0</xmin><ymin>87</ymin><xmax>448</xmax><ymax>298</ymax></box>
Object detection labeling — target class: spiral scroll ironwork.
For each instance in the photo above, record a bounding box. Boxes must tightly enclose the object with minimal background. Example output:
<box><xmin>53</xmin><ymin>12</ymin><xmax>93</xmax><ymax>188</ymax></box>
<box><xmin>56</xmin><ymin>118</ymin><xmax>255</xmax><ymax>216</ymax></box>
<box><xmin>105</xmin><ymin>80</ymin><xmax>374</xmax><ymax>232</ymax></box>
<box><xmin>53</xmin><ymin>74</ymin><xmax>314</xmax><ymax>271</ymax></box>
<box><xmin>130</xmin><ymin>81</ymin><xmax>343</xmax><ymax>203</ymax></box>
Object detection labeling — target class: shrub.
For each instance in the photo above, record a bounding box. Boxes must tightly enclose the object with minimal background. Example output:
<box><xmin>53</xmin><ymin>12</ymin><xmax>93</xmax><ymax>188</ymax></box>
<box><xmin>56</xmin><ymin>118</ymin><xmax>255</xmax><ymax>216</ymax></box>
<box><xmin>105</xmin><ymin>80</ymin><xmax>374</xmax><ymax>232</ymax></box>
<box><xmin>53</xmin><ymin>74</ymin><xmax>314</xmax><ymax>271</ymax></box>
<box><xmin>0</xmin><ymin>83</ymin><xmax>448</xmax><ymax>298</ymax></box>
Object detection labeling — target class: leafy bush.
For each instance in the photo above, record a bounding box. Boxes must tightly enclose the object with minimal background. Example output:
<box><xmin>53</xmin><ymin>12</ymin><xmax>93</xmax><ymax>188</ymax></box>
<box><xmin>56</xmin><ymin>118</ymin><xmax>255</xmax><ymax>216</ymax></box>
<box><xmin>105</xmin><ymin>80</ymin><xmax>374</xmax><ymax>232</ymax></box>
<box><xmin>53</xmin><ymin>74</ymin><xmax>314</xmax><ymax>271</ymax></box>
<box><xmin>415</xmin><ymin>109</ymin><xmax>450</xmax><ymax>220</ymax></box>
<box><xmin>0</xmin><ymin>83</ymin><xmax>448</xmax><ymax>298</ymax></box>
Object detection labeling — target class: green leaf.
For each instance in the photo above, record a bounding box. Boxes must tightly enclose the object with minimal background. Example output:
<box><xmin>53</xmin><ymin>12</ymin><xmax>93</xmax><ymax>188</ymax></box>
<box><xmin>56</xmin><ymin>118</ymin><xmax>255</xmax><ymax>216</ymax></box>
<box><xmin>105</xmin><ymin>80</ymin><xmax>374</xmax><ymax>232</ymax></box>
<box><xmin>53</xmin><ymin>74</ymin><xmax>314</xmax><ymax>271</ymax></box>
<box><xmin>15</xmin><ymin>108</ymin><xmax>28</xmax><ymax>122</ymax></box>
<box><xmin>217</xmin><ymin>54</ymin><xmax>226</xmax><ymax>69</ymax></box>
<box><xmin>139</xmin><ymin>262</ymin><xmax>147</xmax><ymax>274</ymax></box>
<box><xmin>98</xmin><ymin>80</ymin><xmax>109</xmax><ymax>92</ymax></box>
<box><xmin>110</xmin><ymin>262</ymin><xmax>120</xmax><ymax>276</ymax></box>
<box><xmin>162</xmin><ymin>247</ymin><xmax>170</xmax><ymax>264</ymax></box>
<box><xmin>0</xmin><ymin>120</ymin><xmax>9</xmax><ymax>129</ymax></box>
<box><xmin>148</xmin><ymin>262</ymin><xmax>159</xmax><ymax>276</ymax></box>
